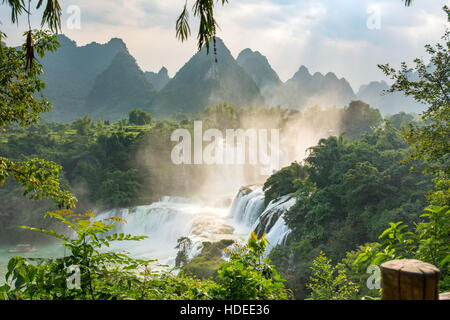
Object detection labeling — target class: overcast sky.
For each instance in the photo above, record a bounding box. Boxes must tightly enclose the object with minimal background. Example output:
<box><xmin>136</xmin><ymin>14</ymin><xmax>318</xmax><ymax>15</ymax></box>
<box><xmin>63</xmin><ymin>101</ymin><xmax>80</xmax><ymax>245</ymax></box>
<box><xmin>1</xmin><ymin>0</ymin><xmax>448</xmax><ymax>90</ymax></box>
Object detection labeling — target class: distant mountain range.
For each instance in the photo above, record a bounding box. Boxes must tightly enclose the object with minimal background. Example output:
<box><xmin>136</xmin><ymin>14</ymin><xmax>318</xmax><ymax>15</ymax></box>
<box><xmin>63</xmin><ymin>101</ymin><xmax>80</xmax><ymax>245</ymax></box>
<box><xmin>151</xmin><ymin>38</ymin><xmax>264</xmax><ymax>117</ymax></box>
<box><xmin>36</xmin><ymin>34</ymin><xmax>425</xmax><ymax>122</ymax></box>
<box><xmin>145</xmin><ymin>67</ymin><xmax>170</xmax><ymax>91</ymax></box>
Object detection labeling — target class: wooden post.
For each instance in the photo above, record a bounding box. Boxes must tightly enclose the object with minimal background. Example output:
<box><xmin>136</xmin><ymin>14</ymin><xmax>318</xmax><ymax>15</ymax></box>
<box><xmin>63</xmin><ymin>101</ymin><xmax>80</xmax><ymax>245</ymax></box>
<box><xmin>381</xmin><ymin>259</ymin><xmax>441</xmax><ymax>300</ymax></box>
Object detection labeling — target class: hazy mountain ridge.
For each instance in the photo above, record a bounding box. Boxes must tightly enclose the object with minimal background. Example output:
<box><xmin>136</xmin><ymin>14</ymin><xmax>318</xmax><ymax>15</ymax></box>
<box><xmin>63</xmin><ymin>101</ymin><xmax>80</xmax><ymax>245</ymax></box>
<box><xmin>151</xmin><ymin>38</ymin><xmax>264</xmax><ymax>117</ymax></box>
<box><xmin>40</xmin><ymin>35</ymin><xmax>130</xmax><ymax>122</ymax></box>
<box><xmin>84</xmin><ymin>51</ymin><xmax>155</xmax><ymax>121</ymax></box>
<box><xmin>356</xmin><ymin>80</ymin><xmax>425</xmax><ymax>115</ymax></box>
<box><xmin>38</xmin><ymin>35</ymin><xmax>426</xmax><ymax>122</ymax></box>
<box><xmin>236</xmin><ymin>48</ymin><xmax>282</xmax><ymax>90</ymax></box>
<box><xmin>274</xmin><ymin>65</ymin><xmax>356</xmax><ymax>109</ymax></box>
<box><xmin>145</xmin><ymin>67</ymin><xmax>171</xmax><ymax>91</ymax></box>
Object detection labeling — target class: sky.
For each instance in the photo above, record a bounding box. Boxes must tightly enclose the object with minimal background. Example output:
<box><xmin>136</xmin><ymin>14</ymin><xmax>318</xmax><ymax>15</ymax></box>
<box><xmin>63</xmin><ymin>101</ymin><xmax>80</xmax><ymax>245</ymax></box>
<box><xmin>1</xmin><ymin>0</ymin><xmax>448</xmax><ymax>91</ymax></box>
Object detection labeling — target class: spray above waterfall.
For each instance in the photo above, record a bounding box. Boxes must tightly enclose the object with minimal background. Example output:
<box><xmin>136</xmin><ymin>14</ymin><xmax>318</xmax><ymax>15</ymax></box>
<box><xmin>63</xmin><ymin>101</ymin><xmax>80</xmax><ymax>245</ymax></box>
<box><xmin>119</xmin><ymin>105</ymin><xmax>345</xmax><ymax>265</ymax></box>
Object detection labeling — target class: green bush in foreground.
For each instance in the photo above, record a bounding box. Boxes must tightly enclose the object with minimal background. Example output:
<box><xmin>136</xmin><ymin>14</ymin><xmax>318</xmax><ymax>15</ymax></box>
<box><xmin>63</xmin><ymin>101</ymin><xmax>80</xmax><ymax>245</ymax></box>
<box><xmin>0</xmin><ymin>211</ymin><xmax>289</xmax><ymax>300</ymax></box>
<box><xmin>211</xmin><ymin>233</ymin><xmax>292</xmax><ymax>300</ymax></box>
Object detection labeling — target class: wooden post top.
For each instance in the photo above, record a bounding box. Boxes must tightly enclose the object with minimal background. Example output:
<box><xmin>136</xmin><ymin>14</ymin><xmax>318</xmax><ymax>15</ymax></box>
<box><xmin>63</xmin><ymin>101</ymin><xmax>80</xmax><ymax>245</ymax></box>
<box><xmin>381</xmin><ymin>259</ymin><xmax>441</xmax><ymax>300</ymax></box>
<box><xmin>381</xmin><ymin>259</ymin><xmax>441</xmax><ymax>275</ymax></box>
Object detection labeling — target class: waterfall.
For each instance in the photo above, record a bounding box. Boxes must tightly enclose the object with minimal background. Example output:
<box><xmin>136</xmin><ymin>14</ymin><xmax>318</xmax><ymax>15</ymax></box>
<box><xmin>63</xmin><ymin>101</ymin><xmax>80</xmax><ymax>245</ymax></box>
<box><xmin>254</xmin><ymin>195</ymin><xmax>296</xmax><ymax>252</ymax></box>
<box><xmin>229</xmin><ymin>186</ymin><xmax>296</xmax><ymax>253</ymax></box>
<box><xmin>229</xmin><ymin>186</ymin><xmax>265</xmax><ymax>229</ymax></box>
<box><xmin>91</xmin><ymin>185</ymin><xmax>296</xmax><ymax>266</ymax></box>
<box><xmin>93</xmin><ymin>197</ymin><xmax>239</xmax><ymax>266</ymax></box>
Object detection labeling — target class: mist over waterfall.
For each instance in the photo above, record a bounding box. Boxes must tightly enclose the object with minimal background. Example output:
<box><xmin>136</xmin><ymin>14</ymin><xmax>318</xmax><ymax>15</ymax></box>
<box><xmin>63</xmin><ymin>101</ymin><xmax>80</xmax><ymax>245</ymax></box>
<box><xmin>93</xmin><ymin>185</ymin><xmax>295</xmax><ymax>266</ymax></box>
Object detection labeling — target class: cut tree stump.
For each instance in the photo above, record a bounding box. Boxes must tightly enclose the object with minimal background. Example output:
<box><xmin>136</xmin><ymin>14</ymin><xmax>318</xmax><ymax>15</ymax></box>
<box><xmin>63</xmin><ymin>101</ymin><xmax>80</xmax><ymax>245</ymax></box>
<box><xmin>381</xmin><ymin>259</ymin><xmax>441</xmax><ymax>300</ymax></box>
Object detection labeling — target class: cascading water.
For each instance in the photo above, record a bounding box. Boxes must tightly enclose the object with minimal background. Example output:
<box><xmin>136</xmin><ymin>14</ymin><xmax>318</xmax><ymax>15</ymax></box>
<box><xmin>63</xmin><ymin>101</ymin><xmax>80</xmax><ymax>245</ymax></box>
<box><xmin>253</xmin><ymin>195</ymin><xmax>296</xmax><ymax>252</ymax></box>
<box><xmin>92</xmin><ymin>185</ymin><xmax>296</xmax><ymax>267</ymax></box>
<box><xmin>93</xmin><ymin>196</ymin><xmax>244</xmax><ymax>266</ymax></box>
<box><xmin>230</xmin><ymin>186</ymin><xmax>265</xmax><ymax>229</ymax></box>
<box><xmin>229</xmin><ymin>187</ymin><xmax>296</xmax><ymax>253</ymax></box>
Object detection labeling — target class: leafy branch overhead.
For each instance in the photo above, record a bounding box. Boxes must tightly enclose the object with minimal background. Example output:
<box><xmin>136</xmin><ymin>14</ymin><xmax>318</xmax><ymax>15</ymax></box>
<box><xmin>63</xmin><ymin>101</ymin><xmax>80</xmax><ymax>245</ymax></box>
<box><xmin>176</xmin><ymin>0</ymin><xmax>229</xmax><ymax>53</ymax></box>
<box><xmin>1</xmin><ymin>0</ymin><xmax>62</xmax><ymax>69</ymax></box>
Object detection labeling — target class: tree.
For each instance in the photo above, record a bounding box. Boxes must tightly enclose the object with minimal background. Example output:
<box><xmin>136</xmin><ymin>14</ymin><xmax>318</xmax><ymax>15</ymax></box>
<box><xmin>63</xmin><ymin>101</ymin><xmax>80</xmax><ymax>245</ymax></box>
<box><xmin>212</xmin><ymin>233</ymin><xmax>290</xmax><ymax>300</ymax></box>
<box><xmin>97</xmin><ymin>169</ymin><xmax>141</xmax><ymax>208</ymax></box>
<box><xmin>0</xmin><ymin>31</ymin><xmax>75</xmax><ymax>208</ymax></box>
<box><xmin>128</xmin><ymin>109</ymin><xmax>153</xmax><ymax>125</ymax></box>
<box><xmin>0</xmin><ymin>1</ymin><xmax>76</xmax><ymax>208</ymax></box>
<box><xmin>1</xmin><ymin>1</ymin><xmax>62</xmax><ymax>69</ymax></box>
<box><xmin>379</xmin><ymin>6</ymin><xmax>449</xmax><ymax>205</ymax></box>
<box><xmin>341</xmin><ymin>101</ymin><xmax>383</xmax><ymax>139</ymax></box>
<box><xmin>72</xmin><ymin>116</ymin><xmax>94</xmax><ymax>135</ymax></box>
<box><xmin>263</xmin><ymin>162</ymin><xmax>307</xmax><ymax>206</ymax></box>
<box><xmin>306</xmin><ymin>251</ymin><xmax>359</xmax><ymax>300</ymax></box>
<box><xmin>387</xmin><ymin>112</ymin><xmax>415</xmax><ymax>130</ymax></box>
<box><xmin>354</xmin><ymin>205</ymin><xmax>450</xmax><ymax>292</ymax></box>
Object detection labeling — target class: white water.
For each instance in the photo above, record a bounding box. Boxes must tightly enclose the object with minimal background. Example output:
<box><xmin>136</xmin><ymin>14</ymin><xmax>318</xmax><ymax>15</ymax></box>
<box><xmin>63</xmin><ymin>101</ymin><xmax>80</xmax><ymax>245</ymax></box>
<box><xmin>258</xmin><ymin>195</ymin><xmax>296</xmax><ymax>252</ymax></box>
<box><xmin>93</xmin><ymin>186</ymin><xmax>295</xmax><ymax>266</ymax></box>
<box><xmin>93</xmin><ymin>196</ymin><xmax>246</xmax><ymax>266</ymax></box>
<box><xmin>230</xmin><ymin>186</ymin><xmax>266</xmax><ymax>230</ymax></box>
<box><xmin>230</xmin><ymin>187</ymin><xmax>296</xmax><ymax>253</ymax></box>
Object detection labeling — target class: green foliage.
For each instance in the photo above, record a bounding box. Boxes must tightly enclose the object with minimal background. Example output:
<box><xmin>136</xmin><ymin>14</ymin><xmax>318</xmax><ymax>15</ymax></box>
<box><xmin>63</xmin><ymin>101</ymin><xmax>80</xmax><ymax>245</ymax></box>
<box><xmin>354</xmin><ymin>205</ymin><xmax>450</xmax><ymax>291</ymax></box>
<box><xmin>175</xmin><ymin>237</ymin><xmax>193</xmax><ymax>268</ymax></box>
<box><xmin>341</xmin><ymin>101</ymin><xmax>383</xmax><ymax>139</ymax></box>
<box><xmin>128</xmin><ymin>109</ymin><xmax>153</xmax><ymax>125</ymax></box>
<box><xmin>0</xmin><ymin>210</ymin><xmax>152</xmax><ymax>300</ymax></box>
<box><xmin>211</xmin><ymin>233</ymin><xmax>291</xmax><ymax>300</ymax></box>
<box><xmin>416</xmin><ymin>206</ymin><xmax>450</xmax><ymax>269</ymax></box>
<box><xmin>270</xmin><ymin>126</ymin><xmax>432</xmax><ymax>298</ymax></box>
<box><xmin>286</xmin><ymin>127</ymin><xmax>430</xmax><ymax>248</ymax></box>
<box><xmin>0</xmin><ymin>157</ymin><xmax>75</xmax><ymax>208</ymax></box>
<box><xmin>176</xmin><ymin>0</ymin><xmax>229</xmax><ymax>52</ymax></box>
<box><xmin>387</xmin><ymin>112</ymin><xmax>416</xmax><ymax>130</ymax></box>
<box><xmin>263</xmin><ymin>162</ymin><xmax>307</xmax><ymax>206</ymax></box>
<box><xmin>0</xmin><ymin>30</ymin><xmax>59</xmax><ymax>127</ymax></box>
<box><xmin>181</xmin><ymin>239</ymin><xmax>234</xmax><ymax>279</ymax></box>
<box><xmin>97</xmin><ymin>169</ymin><xmax>141</xmax><ymax>208</ymax></box>
<box><xmin>348</xmin><ymin>7</ymin><xmax>450</xmax><ymax>297</ymax></box>
<box><xmin>306</xmin><ymin>251</ymin><xmax>359</xmax><ymax>300</ymax></box>
<box><xmin>0</xmin><ymin>6</ymin><xmax>76</xmax><ymax>229</ymax></box>
<box><xmin>379</xmin><ymin>6</ymin><xmax>450</xmax><ymax>206</ymax></box>
<box><xmin>0</xmin><ymin>214</ymin><xmax>291</xmax><ymax>300</ymax></box>
<box><xmin>0</xmin><ymin>30</ymin><xmax>75</xmax><ymax>211</ymax></box>
<box><xmin>0</xmin><ymin>209</ymin><xmax>220</xmax><ymax>300</ymax></box>
<box><xmin>71</xmin><ymin>116</ymin><xmax>94</xmax><ymax>135</ymax></box>
<box><xmin>1</xmin><ymin>1</ymin><xmax>62</xmax><ymax>69</ymax></box>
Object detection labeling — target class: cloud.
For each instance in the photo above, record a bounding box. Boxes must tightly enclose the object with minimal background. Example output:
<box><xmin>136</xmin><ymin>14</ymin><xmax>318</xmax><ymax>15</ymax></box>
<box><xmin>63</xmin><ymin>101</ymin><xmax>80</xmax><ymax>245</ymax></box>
<box><xmin>1</xmin><ymin>0</ymin><xmax>448</xmax><ymax>89</ymax></box>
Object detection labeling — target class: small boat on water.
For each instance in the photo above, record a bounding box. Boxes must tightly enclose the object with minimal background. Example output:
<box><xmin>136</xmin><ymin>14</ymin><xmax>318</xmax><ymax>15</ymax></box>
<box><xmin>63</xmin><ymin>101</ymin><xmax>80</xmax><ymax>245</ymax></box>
<box><xmin>7</xmin><ymin>244</ymin><xmax>37</xmax><ymax>253</ymax></box>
